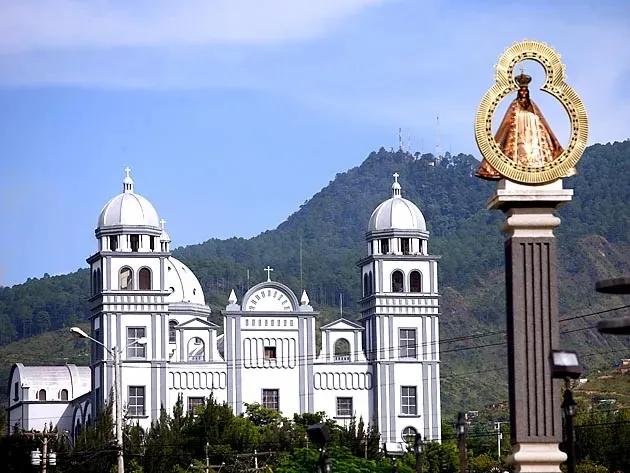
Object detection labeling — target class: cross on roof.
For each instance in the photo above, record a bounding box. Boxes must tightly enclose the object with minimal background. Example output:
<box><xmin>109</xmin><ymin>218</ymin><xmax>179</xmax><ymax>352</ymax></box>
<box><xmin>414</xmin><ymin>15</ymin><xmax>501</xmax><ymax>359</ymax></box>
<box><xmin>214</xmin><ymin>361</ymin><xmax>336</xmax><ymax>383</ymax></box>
<box><xmin>160</xmin><ymin>218</ymin><xmax>166</xmax><ymax>229</ymax></box>
<box><xmin>124</xmin><ymin>166</ymin><xmax>131</xmax><ymax>178</ymax></box>
<box><xmin>393</xmin><ymin>172</ymin><xmax>399</xmax><ymax>183</ymax></box>
<box><xmin>264</xmin><ymin>266</ymin><xmax>274</xmax><ymax>282</ymax></box>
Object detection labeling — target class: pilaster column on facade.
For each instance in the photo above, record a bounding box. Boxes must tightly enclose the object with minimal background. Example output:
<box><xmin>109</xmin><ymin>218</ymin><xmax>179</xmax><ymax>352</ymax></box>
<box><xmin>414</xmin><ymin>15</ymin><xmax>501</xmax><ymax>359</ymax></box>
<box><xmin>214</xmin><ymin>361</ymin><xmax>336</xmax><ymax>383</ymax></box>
<box><xmin>488</xmin><ymin>179</ymin><xmax>572</xmax><ymax>473</ymax></box>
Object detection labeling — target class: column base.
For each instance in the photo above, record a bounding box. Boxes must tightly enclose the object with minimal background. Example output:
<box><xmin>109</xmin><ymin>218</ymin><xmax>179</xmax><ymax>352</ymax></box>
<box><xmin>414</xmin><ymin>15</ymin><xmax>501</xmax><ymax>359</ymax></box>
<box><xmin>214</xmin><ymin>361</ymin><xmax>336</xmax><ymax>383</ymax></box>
<box><xmin>508</xmin><ymin>442</ymin><xmax>567</xmax><ymax>473</ymax></box>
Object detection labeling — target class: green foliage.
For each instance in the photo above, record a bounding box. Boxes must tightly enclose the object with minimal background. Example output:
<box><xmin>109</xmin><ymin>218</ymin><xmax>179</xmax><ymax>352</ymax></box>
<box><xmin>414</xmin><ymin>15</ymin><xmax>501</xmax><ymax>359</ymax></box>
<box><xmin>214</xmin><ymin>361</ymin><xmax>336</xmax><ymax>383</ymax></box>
<box><xmin>574</xmin><ymin>405</ymin><xmax>630</xmax><ymax>471</ymax></box>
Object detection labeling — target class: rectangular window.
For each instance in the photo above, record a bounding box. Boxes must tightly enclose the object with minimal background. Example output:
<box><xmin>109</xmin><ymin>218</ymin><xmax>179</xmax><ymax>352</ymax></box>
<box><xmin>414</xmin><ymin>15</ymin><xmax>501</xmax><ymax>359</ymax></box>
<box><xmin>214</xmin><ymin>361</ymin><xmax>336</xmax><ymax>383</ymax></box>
<box><xmin>336</xmin><ymin>397</ymin><xmax>353</xmax><ymax>417</ymax></box>
<box><xmin>264</xmin><ymin>346</ymin><xmax>277</xmax><ymax>360</ymax></box>
<box><xmin>399</xmin><ymin>329</ymin><xmax>417</xmax><ymax>359</ymax></box>
<box><xmin>127</xmin><ymin>327</ymin><xmax>146</xmax><ymax>358</ymax></box>
<box><xmin>187</xmin><ymin>397</ymin><xmax>204</xmax><ymax>414</ymax></box>
<box><xmin>109</xmin><ymin>235</ymin><xmax>118</xmax><ymax>251</ymax></box>
<box><xmin>380</xmin><ymin>239</ymin><xmax>389</xmax><ymax>254</ymax></box>
<box><xmin>14</xmin><ymin>381</ymin><xmax>19</xmax><ymax>401</ymax></box>
<box><xmin>130</xmin><ymin>234</ymin><xmax>140</xmax><ymax>252</ymax></box>
<box><xmin>401</xmin><ymin>386</ymin><xmax>417</xmax><ymax>415</ymax></box>
<box><xmin>401</xmin><ymin>238</ymin><xmax>410</xmax><ymax>255</ymax></box>
<box><xmin>150</xmin><ymin>236</ymin><xmax>155</xmax><ymax>251</ymax></box>
<box><xmin>128</xmin><ymin>386</ymin><xmax>145</xmax><ymax>416</ymax></box>
<box><xmin>262</xmin><ymin>389</ymin><xmax>279</xmax><ymax>411</ymax></box>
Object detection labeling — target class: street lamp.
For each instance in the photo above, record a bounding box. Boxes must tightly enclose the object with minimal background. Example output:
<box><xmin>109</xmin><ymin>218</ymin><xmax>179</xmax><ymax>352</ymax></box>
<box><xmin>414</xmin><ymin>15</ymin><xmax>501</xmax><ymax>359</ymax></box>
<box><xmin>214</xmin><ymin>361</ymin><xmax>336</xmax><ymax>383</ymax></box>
<box><xmin>70</xmin><ymin>326</ymin><xmax>147</xmax><ymax>473</ymax></box>
<box><xmin>383</xmin><ymin>442</ymin><xmax>405</xmax><ymax>473</ymax></box>
<box><xmin>307</xmin><ymin>424</ymin><xmax>331</xmax><ymax>473</ymax></box>
<box><xmin>413</xmin><ymin>434</ymin><xmax>424</xmax><ymax>473</ymax></box>
<box><xmin>595</xmin><ymin>277</ymin><xmax>630</xmax><ymax>335</ymax></box>
<box><xmin>551</xmin><ymin>349</ymin><xmax>582</xmax><ymax>473</ymax></box>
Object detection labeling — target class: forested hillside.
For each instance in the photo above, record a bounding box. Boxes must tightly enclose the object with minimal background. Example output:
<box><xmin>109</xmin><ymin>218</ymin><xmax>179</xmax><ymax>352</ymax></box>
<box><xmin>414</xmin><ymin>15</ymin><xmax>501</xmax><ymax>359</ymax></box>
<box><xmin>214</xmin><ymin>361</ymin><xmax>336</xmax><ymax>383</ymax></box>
<box><xmin>1</xmin><ymin>141</ymin><xmax>629</xmax><ymax>411</ymax></box>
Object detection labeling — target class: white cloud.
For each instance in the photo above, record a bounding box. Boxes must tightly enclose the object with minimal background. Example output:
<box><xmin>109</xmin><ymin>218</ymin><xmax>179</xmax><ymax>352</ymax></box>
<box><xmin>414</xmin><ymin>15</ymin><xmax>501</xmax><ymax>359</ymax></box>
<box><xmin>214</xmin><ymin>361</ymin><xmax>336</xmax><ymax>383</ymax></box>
<box><xmin>0</xmin><ymin>0</ymin><xmax>383</xmax><ymax>52</ymax></box>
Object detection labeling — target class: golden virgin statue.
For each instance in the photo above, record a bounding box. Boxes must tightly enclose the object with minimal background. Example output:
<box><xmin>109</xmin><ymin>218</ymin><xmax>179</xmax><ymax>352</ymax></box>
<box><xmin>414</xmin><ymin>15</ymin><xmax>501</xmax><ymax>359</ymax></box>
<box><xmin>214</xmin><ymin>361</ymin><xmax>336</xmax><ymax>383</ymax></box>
<box><xmin>476</xmin><ymin>72</ymin><xmax>564</xmax><ymax>180</ymax></box>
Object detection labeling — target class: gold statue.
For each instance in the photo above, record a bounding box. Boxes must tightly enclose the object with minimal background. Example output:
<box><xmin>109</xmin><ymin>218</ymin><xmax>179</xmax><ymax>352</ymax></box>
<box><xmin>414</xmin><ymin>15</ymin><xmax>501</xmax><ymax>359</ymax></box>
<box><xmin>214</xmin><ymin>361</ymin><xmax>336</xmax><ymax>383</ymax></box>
<box><xmin>474</xmin><ymin>40</ymin><xmax>587</xmax><ymax>184</ymax></box>
<box><xmin>476</xmin><ymin>72</ymin><xmax>563</xmax><ymax>180</ymax></box>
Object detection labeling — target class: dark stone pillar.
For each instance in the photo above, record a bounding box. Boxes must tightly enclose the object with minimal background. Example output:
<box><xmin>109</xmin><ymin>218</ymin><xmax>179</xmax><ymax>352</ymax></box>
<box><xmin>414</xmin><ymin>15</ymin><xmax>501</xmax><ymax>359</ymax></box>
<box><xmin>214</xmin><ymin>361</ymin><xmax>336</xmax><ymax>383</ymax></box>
<box><xmin>488</xmin><ymin>179</ymin><xmax>573</xmax><ymax>473</ymax></box>
<box><xmin>506</xmin><ymin>238</ymin><xmax>561</xmax><ymax>443</ymax></box>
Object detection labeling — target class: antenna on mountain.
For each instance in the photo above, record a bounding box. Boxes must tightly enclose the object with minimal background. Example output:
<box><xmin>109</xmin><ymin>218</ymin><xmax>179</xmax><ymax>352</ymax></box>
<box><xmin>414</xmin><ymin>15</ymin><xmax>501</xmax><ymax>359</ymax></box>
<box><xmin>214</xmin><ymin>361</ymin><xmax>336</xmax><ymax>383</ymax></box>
<box><xmin>340</xmin><ymin>293</ymin><xmax>343</xmax><ymax>318</ymax></box>
<box><xmin>246</xmin><ymin>269</ymin><xmax>250</xmax><ymax>290</ymax></box>
<box><xmin>435</xmin><ymin>114</ymin><xmax>442</xmax><ymax>160</ymax></box>
<box><xmin>299</xmin><ymin>237</ymin><xmax>303</xmax><ymax>293</ymax></box>
<box><xmin>398</xmin><ymin>127</ymin><xmax>404</xmax><ymax>152</ymax></box>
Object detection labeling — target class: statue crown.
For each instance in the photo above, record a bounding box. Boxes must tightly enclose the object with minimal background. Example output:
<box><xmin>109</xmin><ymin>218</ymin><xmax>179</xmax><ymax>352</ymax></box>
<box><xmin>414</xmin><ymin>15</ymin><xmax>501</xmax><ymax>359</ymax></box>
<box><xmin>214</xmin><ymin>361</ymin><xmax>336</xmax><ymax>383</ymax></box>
<box><xmin>515</xmin><ymin>72</ymin><xmax>532</xmax><ymax>88</ymax></box>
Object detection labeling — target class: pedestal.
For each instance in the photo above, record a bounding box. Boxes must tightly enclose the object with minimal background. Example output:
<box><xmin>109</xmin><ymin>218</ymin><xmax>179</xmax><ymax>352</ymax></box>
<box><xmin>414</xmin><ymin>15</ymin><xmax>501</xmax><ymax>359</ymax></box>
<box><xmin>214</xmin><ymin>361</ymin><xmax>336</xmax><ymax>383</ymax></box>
<box><xmin>488</xmin><ymin>179</ymin><xmax>573</xmax><ymax>473</ymax></box>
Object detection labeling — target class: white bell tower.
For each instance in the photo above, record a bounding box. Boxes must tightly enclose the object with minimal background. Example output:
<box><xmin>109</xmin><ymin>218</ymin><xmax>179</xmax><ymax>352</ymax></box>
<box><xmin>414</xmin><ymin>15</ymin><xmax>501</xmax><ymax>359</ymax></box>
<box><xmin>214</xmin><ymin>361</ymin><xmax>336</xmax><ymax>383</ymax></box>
<box><xmin>360</xmin><ymin>173</ymin><xmax>441</xmax><ymax>442</ymax></box>
<box><xmin>87</xmin><ymin>168</ymin><xmax>170</xmax><ymax>425</ymax></box>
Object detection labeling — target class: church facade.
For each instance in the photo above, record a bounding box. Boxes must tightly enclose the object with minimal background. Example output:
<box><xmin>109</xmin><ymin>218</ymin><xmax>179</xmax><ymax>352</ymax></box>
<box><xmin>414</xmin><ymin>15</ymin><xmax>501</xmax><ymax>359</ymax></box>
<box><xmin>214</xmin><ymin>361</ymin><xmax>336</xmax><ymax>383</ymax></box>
<box><xmin>7</xmin><ymin>169</ymin><xmax>442</xmax><ymax>444</ymax></box>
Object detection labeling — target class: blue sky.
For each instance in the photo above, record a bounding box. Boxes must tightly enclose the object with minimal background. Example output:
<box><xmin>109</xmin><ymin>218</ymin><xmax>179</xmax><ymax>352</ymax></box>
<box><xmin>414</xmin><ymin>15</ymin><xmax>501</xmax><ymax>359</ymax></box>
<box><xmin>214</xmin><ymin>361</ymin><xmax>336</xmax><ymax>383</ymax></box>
<box><xmin>0</xmin><ymin>0</ymin><xmax>629</xmax><ymax>286</ymax></box>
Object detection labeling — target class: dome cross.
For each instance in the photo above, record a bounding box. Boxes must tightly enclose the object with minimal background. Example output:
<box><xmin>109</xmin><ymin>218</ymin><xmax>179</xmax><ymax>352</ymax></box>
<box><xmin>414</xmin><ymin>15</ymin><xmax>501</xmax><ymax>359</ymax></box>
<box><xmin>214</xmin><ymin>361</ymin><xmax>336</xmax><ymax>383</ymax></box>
<box><xmin>264</xmin><ymin>266</ymin><xmax>274</xmax><ymax>282</ymax></box>
<box><xmin>392</xmin><ymin>172</ymin><xmax>402</xmax><ymax>197</ymax></box>
<box><xmin>123</xmin><ymin>166</ymin><xmax>134</xmax><ymax>193</ymax></box>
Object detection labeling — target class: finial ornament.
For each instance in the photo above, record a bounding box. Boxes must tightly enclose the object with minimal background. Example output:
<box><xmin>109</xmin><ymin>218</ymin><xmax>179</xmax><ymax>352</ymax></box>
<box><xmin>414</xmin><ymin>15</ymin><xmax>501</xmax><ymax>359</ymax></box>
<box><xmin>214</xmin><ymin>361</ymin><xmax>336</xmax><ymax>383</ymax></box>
<box><xmin>301</xmin><ymin>290</ymin><xmax>310</xmax><ymax>306</ymax></box>
<box><xmin>264</xmin><ymin>266</ymin><xmax>274</xmax><ymax>282</ymax></box>
<box><xmin>392</xmin><ymin>172</ymin><xmax>402</xmax><ymax>197</ymax></box>
<box><xmin>228</xmin><ymin>289</ymin><xmax>237</xmax><ymax>305</ymax></box>
<box><xmin>123</xmin><ymin>166</ymin><xmax>134</xmax><ymax>192</ymax></box>
<box><xmin>474</xmin><ymin>40</ymin><xmax>588</xmax><ymax>184</ymax></box>
<box><xmin>160</xmin><ymin>218</ymin><xmax>166</xmax><ymax>230</ymax></box>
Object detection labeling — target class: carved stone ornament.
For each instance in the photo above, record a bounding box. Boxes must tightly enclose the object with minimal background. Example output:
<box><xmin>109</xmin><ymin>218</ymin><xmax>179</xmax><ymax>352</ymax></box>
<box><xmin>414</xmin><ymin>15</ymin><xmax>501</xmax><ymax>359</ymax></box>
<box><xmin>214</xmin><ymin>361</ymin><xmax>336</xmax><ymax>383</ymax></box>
<box><xmin>474</xmin><ymin>40</ymin><xmax>588</xmax><ymax>184</ymax></box>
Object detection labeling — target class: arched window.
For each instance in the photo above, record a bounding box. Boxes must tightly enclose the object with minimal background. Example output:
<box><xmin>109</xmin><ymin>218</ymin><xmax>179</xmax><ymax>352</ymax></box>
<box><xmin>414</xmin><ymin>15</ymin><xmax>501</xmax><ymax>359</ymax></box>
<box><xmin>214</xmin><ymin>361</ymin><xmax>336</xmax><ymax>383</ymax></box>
<box><xmin>59</xmin><ymin>389</ymin><xmax>68</xmax><ymax>401</ymax></box>
<box><xmin>334</xmin><ymin>338</ymin><xmax>350</xmax><ymax>361</ymax></box>
<box><xmin>139</xmin><ymin>268</ymin><xmax>151</xmax><ymax>290</ymax></box>
<box><xmin>169</xmin><ymin>320</ymin><xmax>178</xmax><ymax>344</ymax></box>
<box><xmin>97</xmin><ymin>268</ymin><xmax>102</xmax><ymax>293</ymax></box>
<box><xmin>392</xmin><ymin>270</ymin><xmax>404</xmax><ymax>293</ymax></box>
<box><xmin>363</xmin><ymin>274</ymin><xmax>369</xmax><ymax>296</ymax></box>
<box><xmin>402</xmin><ymin>426</ymin><xmax>417</xmax><ymax>445</ymax></box>
<box><xmin>119</xmin><ymin>267</ymin><xmax>133</xmax><ymax>290</ymax></box>
<box><xmin>92</xmin><ymin>271</ymin><xmax>97</xmax><ymax>295</ymax></box>
<box><xmin>368</xmin><ymin>272</ymin><xmax>373</xmax><ymax>294</ymax></box>
<box><xmin>187</xmin><ymin>337</ymin><xmax>205</xmax><ymax>362</ymax></box>
<box><xmin>410</xmin><ymin>271</ymin><xmax>422</xmax><ymax>293</ymax></box>
<box><xmin>37</xmin><ymin>389</ymin><xmax>47</xmax><ymax>401</ymax></box>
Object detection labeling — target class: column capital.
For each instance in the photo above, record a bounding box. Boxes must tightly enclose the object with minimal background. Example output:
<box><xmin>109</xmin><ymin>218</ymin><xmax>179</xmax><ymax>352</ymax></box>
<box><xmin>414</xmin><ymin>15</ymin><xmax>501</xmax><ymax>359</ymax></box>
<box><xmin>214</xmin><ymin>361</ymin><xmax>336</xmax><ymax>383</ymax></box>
<box><xmin>488</xmin><ymin>179</ymin><xmax>574</xmax><ymax>238</ymax></box>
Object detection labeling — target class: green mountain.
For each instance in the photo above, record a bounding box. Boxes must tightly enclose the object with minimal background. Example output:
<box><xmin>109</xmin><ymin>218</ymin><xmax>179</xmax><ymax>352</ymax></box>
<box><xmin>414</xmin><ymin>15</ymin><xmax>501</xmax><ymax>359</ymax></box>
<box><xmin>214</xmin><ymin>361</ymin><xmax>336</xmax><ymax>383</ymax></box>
<box><xmin>1</xmin><ymin>141</ymin><xmax>629</xmax><ymax>414</ymax></box>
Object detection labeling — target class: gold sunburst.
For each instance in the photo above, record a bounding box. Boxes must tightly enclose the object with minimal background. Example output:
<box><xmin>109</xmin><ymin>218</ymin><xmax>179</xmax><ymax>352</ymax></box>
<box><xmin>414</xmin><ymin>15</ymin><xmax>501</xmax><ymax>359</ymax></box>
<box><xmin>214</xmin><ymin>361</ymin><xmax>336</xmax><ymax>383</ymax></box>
<box><xmin>474</xmin><ymin>40</ymin><xmax>588</xmax><ymax>184</ymax></box>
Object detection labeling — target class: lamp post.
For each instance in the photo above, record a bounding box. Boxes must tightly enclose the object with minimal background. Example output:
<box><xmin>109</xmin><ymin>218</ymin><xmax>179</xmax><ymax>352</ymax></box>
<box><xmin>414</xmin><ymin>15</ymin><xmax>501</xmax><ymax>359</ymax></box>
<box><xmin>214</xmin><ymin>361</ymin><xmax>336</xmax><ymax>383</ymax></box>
<box><xmin>595</xmin><ymin>277</ymin><xmax>630</xmax><ymax>335</ymax></box>
<box><xmin>307</xmin><ymin>423</ymin><xmax>331</xmax><ymax>473</ymax></box>
<box><xmin>70</xmin><ymin>326</ymin><xmax>147</xmax><ymax>473</ymax></box>
<box><xmin>550</xmin><ymin>349</ymin><xmax>582</xmax><ymax>473</ymax></box>
<box><xmin>413</xmin><ymin>433</ymin><xmax>424</xmax><ymax>473</ymax></box>
<box><xmin>456</xmin><ymin>412</ymin><xmax>468</xmax><ymax>473</ymax></box>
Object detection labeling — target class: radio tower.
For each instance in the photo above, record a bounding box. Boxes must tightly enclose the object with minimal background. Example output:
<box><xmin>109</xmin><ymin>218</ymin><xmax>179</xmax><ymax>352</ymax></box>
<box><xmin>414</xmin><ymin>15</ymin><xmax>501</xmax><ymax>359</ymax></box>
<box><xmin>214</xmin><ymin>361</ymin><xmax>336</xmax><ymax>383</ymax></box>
<box><xmin>398</xmin><ymin>127</ymin><xmax>404</xmax><ymax>152</ymax></box>
<box><xmin>435</xmin><ymin>114</ymin><xmax>443</xmax><ymax>160</ymax></box>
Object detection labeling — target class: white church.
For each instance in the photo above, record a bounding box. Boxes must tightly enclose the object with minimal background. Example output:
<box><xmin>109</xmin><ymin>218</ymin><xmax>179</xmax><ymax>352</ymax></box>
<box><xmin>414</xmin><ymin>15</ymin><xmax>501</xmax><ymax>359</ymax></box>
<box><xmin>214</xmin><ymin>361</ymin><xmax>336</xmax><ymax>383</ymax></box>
<box><xmin>7</xmin><ymin>169</ymin><xmax>442</xmax><ymax>444</ymax></box>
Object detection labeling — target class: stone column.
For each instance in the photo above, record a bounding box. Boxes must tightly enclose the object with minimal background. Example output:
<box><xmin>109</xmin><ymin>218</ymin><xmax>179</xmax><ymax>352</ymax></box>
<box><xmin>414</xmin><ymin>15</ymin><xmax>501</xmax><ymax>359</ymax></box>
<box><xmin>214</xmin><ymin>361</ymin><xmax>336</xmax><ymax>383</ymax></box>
<box><xmin>488</xmin><ymin>179</ymin><xmax>572</xmax><ymax>473</ymax></box>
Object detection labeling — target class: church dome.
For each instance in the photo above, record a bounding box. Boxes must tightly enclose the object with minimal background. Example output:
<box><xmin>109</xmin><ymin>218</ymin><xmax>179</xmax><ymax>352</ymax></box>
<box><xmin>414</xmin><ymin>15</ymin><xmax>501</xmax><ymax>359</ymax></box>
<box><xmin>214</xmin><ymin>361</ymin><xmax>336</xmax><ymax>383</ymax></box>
<box><xmin>368</xmin><ymin>174</ymin><xmax>426</xmax><ymax>232</ymax></box>
<box><xmin>165</xmin><ymin>256</ymin><xmax>205</xmax><ymax>304</ymax></box>
<box><xmin>97</xmin><ymin>168</ymin><xmax>160</xmax><ymax>229</ymax></box>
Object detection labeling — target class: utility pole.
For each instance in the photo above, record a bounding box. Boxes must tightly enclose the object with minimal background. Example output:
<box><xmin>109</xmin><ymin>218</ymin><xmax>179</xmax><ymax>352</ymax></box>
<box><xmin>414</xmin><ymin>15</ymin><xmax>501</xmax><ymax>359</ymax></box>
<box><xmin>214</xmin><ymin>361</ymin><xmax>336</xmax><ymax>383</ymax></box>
<box><xmin>494</xmin><ymin>421</ymin><xmax>508</xmax><ymax>460</ymax></box>
<box><xmin>456</xmin><ymin>412</ymin><xmax>468</xmax><ymax>473</ymax></box>
<box><xmin>205</xmin><ymin>442</ymin><xmax>210</xmax><ymax>473</ymax></box>
<box><xmin>26</xmin><ymin>424</ymin><xmax>59</xmax><ymax>473</ymax></box>
<box><xmin>114</xmin><ymin>349</ymin><xmax>124</xmax><ymax>473</ymax></box>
